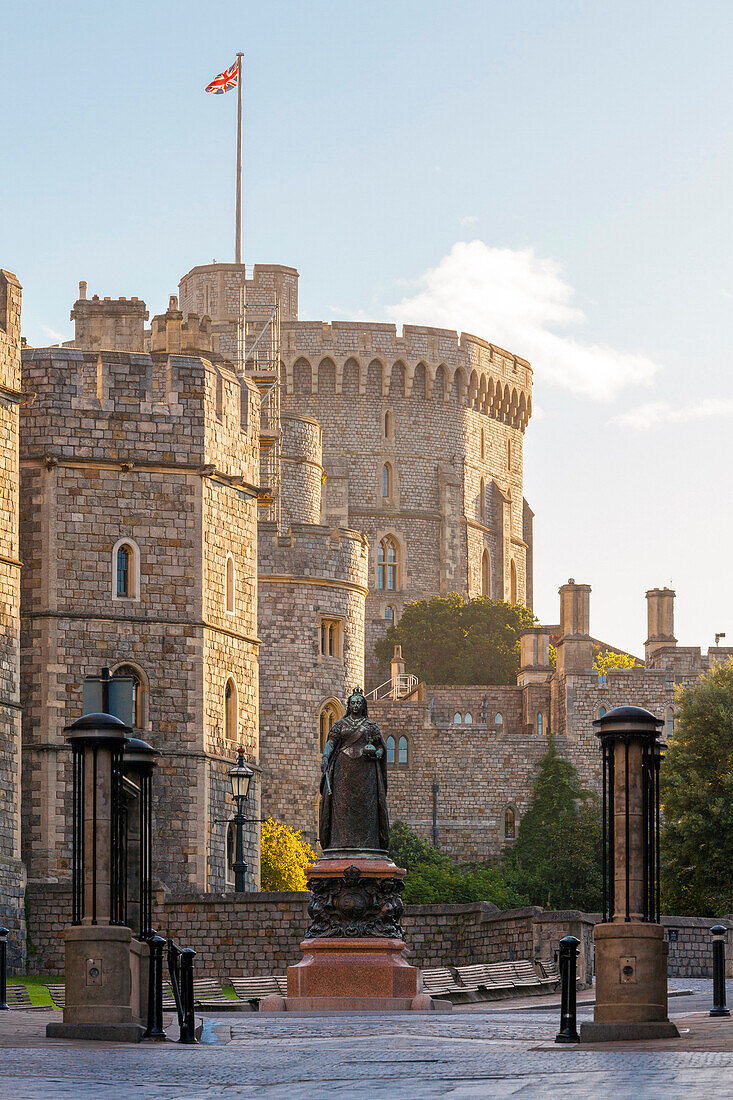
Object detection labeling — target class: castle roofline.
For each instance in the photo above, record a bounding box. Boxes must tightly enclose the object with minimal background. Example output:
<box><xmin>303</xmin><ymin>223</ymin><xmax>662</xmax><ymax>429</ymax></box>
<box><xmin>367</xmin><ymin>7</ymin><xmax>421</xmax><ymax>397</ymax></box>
<box><xmin>179</xmin><ymin>262</ymin><xmax>299</xmax><ymax>280</ymax></box>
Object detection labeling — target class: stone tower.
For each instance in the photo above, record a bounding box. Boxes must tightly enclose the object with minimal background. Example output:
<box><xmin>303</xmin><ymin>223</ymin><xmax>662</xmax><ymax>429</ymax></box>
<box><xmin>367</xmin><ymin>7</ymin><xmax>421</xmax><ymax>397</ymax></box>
<box><xmin>20</xmin><ymin>310</ymin><xmax>262</xmax><ymax>894</ymax></box>
<box><xmin>257</xmin><ymin>413</ymin><xmax>368</xmax><ymax>846</ymax></box>
<box><xmin>178</xmin><ymin>260</ymin><xmax>534</xmax><ymax>687</ymax></box>
<box><xmin>0</xmin><ymin>270</ymin><xmax>25</xmax><ymax>970</ymax></box>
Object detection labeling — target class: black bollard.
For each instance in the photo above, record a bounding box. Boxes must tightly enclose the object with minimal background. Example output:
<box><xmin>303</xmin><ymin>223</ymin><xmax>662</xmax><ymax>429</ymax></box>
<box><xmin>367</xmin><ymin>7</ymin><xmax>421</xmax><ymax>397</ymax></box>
<box><xmin>0</xmin><ymin>928</ymin><xmax>8</xmax><ymax>1011</ymax></box>
<box><xmin>143</xmin><ymin>934</ymin><xmax>167</xmax><ymax>1040</ymax></box>
<box><xmin>555</xmin><ymin>935</ymin><xmax>580</xmax><ymax>1043</ymax></box>
<box><xmin>710</xmin><ymin>925</ymin><xmax>730</xmax><ymax>1018</ymax></box>
<box><xmin>178</xmin><ymin>947</ymin><xmax>198</xmax><ymax>1045</ymax></box>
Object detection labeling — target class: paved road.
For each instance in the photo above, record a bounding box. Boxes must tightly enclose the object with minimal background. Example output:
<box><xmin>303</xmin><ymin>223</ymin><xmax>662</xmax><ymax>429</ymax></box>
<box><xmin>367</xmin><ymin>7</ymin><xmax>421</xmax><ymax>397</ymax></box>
<box><xmin>1</xmin><ymin>979</ymin><xmax>731</xmax><ymax>1099</ymax></box>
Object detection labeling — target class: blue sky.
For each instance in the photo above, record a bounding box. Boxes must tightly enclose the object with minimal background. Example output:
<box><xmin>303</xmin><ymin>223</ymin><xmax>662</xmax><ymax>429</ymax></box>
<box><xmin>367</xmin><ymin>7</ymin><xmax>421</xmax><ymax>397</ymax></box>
<box><xmin>3</xmin><ymin>0</ymin><xmax>732</xmax><ymax>654</ymax></box>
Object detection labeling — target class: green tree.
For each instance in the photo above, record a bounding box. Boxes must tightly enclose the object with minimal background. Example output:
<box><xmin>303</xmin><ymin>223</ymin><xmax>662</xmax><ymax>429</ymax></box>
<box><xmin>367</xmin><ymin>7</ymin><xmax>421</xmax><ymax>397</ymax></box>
<box><xmin>260</xmin><ymin>818</ymin><xmax>316</xmax><ymax>891</ymax></box>
<box><xmin>661</xmin><ymin>659</ymin><xmax>733</xmax><ymax>915</ymax></box>
<box><xmin>594</xmin><ymin>649</ymin><xmax>641</xmax><ymax>675</ymax></box>
<box><xmin>388</xmin><ymin>820</ymin><xmax>444</xmax><ymax>872</ymax></box>
<box><xmin>506</xmin><ymin>740</ymin><xmax>603</xmax><ymax>910</ymax></box>
<box><xmin>374</xmin><ymin>594</ymin><xmax>537</xmax><ymax>685</ymax></box>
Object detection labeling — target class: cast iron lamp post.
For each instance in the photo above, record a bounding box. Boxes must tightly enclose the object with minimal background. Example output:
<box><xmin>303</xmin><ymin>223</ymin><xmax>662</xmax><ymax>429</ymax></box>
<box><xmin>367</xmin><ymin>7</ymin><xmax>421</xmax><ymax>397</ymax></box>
<box><xmin>228</xmin><ymin>748</ymin><xmax>254</xmax><ymax>893</ymax></box>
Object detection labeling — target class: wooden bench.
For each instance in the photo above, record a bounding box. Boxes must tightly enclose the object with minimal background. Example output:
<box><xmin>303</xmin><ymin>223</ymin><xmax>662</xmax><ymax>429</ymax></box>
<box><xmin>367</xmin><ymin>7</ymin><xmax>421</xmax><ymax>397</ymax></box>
<box><xmin>420</xmin><ymin>967</ymin><xmax>468</xmax><ymax>997</ymax></box>
<box><xmin>537</xmin><ymin>958</ymin><xmax>561</xmax><ymax>987</ymax></box>
<box><xmin>230</xmin><ymin>976</ymin><xmax>281</xmax><ymax>1008</ymax></box>
<box><xmin>455</xmin><ymin>964</ymin><xmax>514</xmax><ymax>994</ymax></box>
<box><xmin>46</xmin><ymin>983</ymin><xmax>65</xmax><ymax>1009</ymax></box>
<box><xmin>510</xmin><ymin>960</ymin><xmax>542</xmax><ymax>988</ymax></box>
<box><xmin>192</xmin><ymin>979</ymin><xmax>236</xmax><ymax>1008</ymax></box>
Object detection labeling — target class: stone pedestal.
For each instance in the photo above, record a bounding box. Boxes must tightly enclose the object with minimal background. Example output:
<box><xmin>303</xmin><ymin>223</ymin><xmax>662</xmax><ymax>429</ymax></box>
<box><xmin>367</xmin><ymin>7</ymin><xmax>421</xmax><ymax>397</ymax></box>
<box><xmin>46</xmin><ymin>925</ymin><xmax>147</xmax><ymax>1042</ymax></box>
<box><xmin>277</xmin><ymin>856</ymin><xmax>436</xmax><ymax>1012</ymax></box>
<box><xmin>581</xmin><ymin>922</ymin><xmax>678</xmax><ymax>1039</ymax></box>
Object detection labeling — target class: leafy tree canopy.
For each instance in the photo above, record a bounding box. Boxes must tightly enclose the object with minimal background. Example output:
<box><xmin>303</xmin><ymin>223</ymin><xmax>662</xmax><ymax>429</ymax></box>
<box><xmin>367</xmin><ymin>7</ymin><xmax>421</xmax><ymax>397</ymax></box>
<box><xmin>593</xmin><ymin>649</ymin><xmax>642</xmax><ymax>675</ymax></box>
<box><xmin>374</xmin><ymin>594</ymin><xmax>537</xmax><ymax>685</ymax></box>
<box><xmin>260</xmin><ymin>818</ymin><xmax>315</xmax><ymax>892</ymax></box>
<box><xmin>506</xmin><ymin>740</ymin><xmax>603</xmax><ymax>911</ymax></box>
<box><xmin>662</xmin><ymin>659</ymin><xmax>733</xmax><ymax>915</ymax></box>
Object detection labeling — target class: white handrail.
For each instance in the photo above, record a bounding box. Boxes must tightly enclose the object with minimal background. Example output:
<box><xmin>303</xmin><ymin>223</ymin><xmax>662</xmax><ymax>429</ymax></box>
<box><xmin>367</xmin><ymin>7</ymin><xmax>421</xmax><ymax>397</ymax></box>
<box><xmin>366</xmin><ymin>674</ymin><xmax>418</xmax><ymax>701</ymax></box>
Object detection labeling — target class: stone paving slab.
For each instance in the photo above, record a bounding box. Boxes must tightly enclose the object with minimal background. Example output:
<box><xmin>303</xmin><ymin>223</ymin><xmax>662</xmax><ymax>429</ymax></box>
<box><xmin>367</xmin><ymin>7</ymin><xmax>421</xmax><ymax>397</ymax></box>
<box><xmin>0</xmin><ymin>982</ymin><xmax>732</xmax><ymax>1098</ymax></box>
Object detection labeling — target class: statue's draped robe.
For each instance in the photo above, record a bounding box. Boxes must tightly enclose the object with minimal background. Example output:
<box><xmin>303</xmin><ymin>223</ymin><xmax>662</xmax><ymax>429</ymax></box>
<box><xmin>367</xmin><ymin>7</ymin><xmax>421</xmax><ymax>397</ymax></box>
<box><xmin>319</xmin><ymin>717</ymin><xmax>389</xmax><ymax>851</ymax></box>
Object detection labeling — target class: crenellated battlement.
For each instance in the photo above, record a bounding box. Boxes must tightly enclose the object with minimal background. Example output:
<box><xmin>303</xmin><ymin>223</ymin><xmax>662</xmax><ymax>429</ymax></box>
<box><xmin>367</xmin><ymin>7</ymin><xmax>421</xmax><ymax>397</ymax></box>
<box><xmin>70</xmin><ymin>284</ymin><xmax>149</xmax><ymax>352</ymax></box>
<box><xmin>0</xmin><ymin>270</ymin><xmax>23</xmax><ymax>394</ymax></box>
<box><xmin>21</xmin><ymin>347</ymin><xmax>260</xmax><ymax>478</ymax></box>
<box><xmin>281</xmin><ymin>321</ymin><xmax>532</xmax><ymax>430</ymax></box>
<box><xmin>150</xmin><ymin>295</ymin><xmax>214</xmax><ymax>356</ymax></box>
<box><xmin>258</xmin><ymin>521</ymin><xmax>369</xmax><ymax>591</ymax></box>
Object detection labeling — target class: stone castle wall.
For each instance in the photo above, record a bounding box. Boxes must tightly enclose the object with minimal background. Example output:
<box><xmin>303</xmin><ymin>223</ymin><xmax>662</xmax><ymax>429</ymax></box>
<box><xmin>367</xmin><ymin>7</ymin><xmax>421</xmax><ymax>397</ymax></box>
<box><xmin>20</xmin><ymin>347</ymin><xmax>262</xmax><ymax>894</ymax></box>
<box><xmin>279</xmin><ymin>414</ymin><xmax>323</xmax><ymax>527</ymax></box>
<box><xmin>0</xmin><ymin>271</ymin><xmax>25</xmax><ymax>971</ymax></box>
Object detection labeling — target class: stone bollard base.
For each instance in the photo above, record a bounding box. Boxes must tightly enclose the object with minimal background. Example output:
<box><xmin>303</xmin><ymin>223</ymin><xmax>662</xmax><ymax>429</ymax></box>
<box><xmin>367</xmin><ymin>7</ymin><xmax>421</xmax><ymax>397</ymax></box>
<box><xmin>585</xmin><ymin>921</ymin><xmax>679</xmax><ymax>1041</ymax></box>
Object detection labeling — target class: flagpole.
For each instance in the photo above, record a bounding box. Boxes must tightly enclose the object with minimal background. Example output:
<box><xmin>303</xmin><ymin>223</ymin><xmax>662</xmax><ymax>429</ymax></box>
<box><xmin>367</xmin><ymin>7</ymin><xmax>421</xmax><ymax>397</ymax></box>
<box><xmin>235</xmin><ymin>52</ymin><xmax>244</xmax><ymax>266</ymax></box>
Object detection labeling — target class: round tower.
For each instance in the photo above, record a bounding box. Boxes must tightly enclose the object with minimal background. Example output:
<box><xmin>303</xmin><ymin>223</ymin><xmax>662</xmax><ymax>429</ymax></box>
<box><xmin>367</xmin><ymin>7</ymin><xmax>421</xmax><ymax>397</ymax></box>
<box><xmin>257</xmin><ymin>413</ymin><xmax>368</xmax><ymax>846</ymax></box>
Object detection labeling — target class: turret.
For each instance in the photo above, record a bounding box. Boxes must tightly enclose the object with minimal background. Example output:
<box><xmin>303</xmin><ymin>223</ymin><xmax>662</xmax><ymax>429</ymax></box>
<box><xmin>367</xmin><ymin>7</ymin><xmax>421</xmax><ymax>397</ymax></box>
<box><xmin>517</xmin><ymin>627</ymin><xmax>553</xmax><ymax>686</ymax></box>
<box><xmin>70</xmin><ymin>289</ymin><xmax>148</xmax><ymax>352</ymax></box>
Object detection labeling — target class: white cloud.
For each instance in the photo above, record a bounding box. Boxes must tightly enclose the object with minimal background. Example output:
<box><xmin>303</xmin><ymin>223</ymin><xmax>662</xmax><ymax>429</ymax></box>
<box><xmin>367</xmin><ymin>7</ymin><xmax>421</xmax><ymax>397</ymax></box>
<box><xmin>613</xmin><ymin>397</ymin><xmax>733</xmax><ymax>429</ymax></box>
<box><xmin>460</xmin><ymin>215</ymin><xmax>479</xmax><ymax>226</ymax></box>
<box><xmin>41</xmin><ymin>324</ymin><xmax>66</xmax><ymax>344</ymax></box>
<box><xmin>385</xmin><ymin>240</ymin><xmax>661</xmax><ymax>401</ymax></box>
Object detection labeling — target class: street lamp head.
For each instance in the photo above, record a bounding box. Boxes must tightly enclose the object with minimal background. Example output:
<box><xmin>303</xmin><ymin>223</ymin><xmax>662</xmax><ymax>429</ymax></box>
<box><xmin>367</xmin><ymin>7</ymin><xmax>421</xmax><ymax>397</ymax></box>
<box><xmin>228</xmin><ymin>746</ymin><xmax>253</xmax><ymax>802</ymax></box>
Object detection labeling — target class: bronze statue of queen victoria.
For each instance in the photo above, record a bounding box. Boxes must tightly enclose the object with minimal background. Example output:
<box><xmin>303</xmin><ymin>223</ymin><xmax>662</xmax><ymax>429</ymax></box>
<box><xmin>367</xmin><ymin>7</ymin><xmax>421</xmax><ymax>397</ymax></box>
<box><xmin>319</xmin><ymin>688</ymin><xmax>390</xmax><ymax>854</ymax></box>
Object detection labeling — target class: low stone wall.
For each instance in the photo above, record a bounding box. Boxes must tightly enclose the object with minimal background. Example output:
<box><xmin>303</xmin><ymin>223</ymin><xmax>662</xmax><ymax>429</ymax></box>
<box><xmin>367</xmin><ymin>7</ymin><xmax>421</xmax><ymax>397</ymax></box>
<box><xmin>662</xmin><ymin>916</ymin><xmax>733</xmax><ymax>978</ymax></box>
<box><xmin>24</xmin><ymin>881</ymin><xmax>728</xmax><ymax>983</ymax></box>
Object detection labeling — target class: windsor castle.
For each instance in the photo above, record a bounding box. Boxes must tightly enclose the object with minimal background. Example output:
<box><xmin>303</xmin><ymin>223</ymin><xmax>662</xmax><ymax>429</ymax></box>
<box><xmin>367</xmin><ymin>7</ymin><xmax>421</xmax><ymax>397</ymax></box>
<box><xmin>0</xmin><ymin>260</ymin><xmax>727</xmax><ymax>971</ymax></box>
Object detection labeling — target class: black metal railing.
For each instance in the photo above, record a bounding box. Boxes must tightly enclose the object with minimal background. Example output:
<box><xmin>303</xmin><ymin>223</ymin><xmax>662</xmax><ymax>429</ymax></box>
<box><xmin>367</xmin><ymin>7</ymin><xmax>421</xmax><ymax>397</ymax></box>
<box><xmin>167</xmin><ymin>939</ymin><xmax>197</xmax><ymax>1044</ymax></box>
<box><xmin>0</xmin><ymin>928</ymin><xmax>8</xmax><ymax>1011</ymax></box>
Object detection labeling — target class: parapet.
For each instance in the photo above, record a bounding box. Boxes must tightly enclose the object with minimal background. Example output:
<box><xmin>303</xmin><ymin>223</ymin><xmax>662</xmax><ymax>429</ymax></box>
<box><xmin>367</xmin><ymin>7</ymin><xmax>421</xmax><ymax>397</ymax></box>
<box><xmin>281</xmin><ymin>321</ymin><xmax>532</xmax><ymax>430</ymax></box>
<box><xmin>258</xmin><ymin>522</ymin><xmax>369</xmax><ymax>593</ymax></box>
<box><xmin>21</xmin><ymin>346</ymin><xmax>259</xmax><ymax>479</ymax></box>
<box><xmin>150</xmin><ymin>295</ymin><xmax>214</xmax><ymax>355</ymax></box>
<box><xmin>178</xmin><ymin>263</ymin><xmax>299</xmax><ymax>324</ymax></box>
<box><xmin>70</xmin><ymin>286</ymin><xmax>149</xmax><ymax>352</ymax></box>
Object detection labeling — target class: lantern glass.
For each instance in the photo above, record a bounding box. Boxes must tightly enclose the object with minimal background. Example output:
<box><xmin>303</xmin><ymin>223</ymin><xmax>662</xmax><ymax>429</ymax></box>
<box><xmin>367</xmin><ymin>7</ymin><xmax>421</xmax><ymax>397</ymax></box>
<box><xmin>229</xmin><ymin>750</ymin><xmax>253</xmax><ymax>802</ymax></box>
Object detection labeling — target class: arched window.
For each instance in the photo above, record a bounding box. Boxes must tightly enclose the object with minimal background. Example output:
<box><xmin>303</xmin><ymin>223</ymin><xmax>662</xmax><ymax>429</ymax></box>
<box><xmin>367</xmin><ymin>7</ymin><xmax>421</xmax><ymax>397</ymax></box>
<box><xmin>507</xmin><ymin>438</ymin><xmax>512</xmax><ymax>469</ymax></box>
<box><xmin>319</xmin><ymin>701</ymin><xmax>341</xmax><ymax>751</ymax></box>
<box><xmin>113</xmin><ymin>664</ymin><xmax>145</xmax><ymax>729</ymax></box>
<box><xmin>453</xmin><ymin>712</ymin><xmax>462</xmax><ymax>724</ymax></box>
<box><xmin>117</xmin><ymin>544</ymin><xmax>131</xmax><ymax>596</ymax></box>
<box><xmin>495</xmin><ymin>712</ymin><xmax>503</xmax><ymax>729</ymax></box>
<box><xmin>384</xmin><ymin>605</ymin><xmax>395</xmax><ymax>623</ymax></box>
<box><xmin>510</xmin><ymin>560</ymin><xmax>517</xmax><ymax>604</ymax></box>
<box><xmin>479</xmin><ymin>477</ymin><xmax>485</xmax><ymax>522</ymax></box>
<box><xmin>482</xmin><ymin>550</ymin><xmax>491</xmax><ymax>599</ymax></box>
<box><xmin>225</xmin><ymin>554</ymin><xmax>235</xmax><ymax>615</ymax></box>
<box><xmin>112</xmin><ymin>538</ymin><xmax>139</xmax><ymax>600</ymax></box>
<box><xmin>599</xmin><ymin>706</ymin><xmax>607</xmax><ymax>719</ymax></box>
<box><xmin>224</xmin><ymin>678</ymin><xmax>237</xmax><ymax>741</ymax></box>
<box><xmin>665</xmin><ymin>708</ymin><xmax>674</xmax><ymax>737</ymax></box>
<box><xmin>398</xmin><ymin>736</ymin><xmax>408</xmax><ymax>765</ymax></box>
<box><xmin>384</xmin><ymin>410</ymin><xmax>392</xmax><ymax>439</ymax></box>
<box><xmin>464</xmin><ymin>713</ymin><xmax>473</xmax><ymax>724</ymax></box>
<box><xmin>382</xmin><ymin>462</ymin><xmax>393</xmax><ymax>499</ymax></box>
<box><xmin>504</xmin><ymin>807</ymin><xmax>516</xmax><ymax>841</ymax></box>
<box><xmin>377</xmin><ymin>537</ymin><xmax>399</xmax><ymax>591</ymax></box>
<box><xmin>537</xmin><ymin>712</ymin><xmax>543</xmax><ymax>736</ymax></box>
<box><xmin>386</xmin><ymin>735</ymin><xmax>396</xmax><ymax>764</ymax></box>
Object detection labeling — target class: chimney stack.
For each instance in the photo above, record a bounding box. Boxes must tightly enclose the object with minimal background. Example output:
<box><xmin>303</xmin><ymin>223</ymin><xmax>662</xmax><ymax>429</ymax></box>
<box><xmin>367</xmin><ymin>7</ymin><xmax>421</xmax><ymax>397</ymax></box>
<box><xmin>645</xmin><ymin>588</ymin><xmax>676</xmax><ymax>662</ymax></box>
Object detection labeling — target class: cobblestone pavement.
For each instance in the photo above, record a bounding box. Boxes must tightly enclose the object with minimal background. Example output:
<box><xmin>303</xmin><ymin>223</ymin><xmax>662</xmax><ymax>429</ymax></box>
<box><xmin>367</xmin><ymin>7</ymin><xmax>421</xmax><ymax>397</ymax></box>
<box><xmin>1</xmin><ymin>981</ymin><xmax>732</xmax><ymax>1099</ymax></box>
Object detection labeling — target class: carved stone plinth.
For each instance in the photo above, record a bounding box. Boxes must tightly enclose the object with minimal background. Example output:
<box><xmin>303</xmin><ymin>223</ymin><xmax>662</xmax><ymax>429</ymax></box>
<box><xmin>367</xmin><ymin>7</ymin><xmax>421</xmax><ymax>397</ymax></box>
<box><xmin>282</xmin><ymin>857</ymin><xmax>436</xmax><ymax>1011</ymax></box>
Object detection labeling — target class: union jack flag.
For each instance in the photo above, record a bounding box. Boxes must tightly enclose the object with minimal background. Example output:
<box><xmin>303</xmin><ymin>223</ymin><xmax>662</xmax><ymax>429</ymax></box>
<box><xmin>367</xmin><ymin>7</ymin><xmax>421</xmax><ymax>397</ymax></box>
<box><xmin>205</xmin><ymin>59</ymin><xmax>239</xmax><ymax>94</ymax></box>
